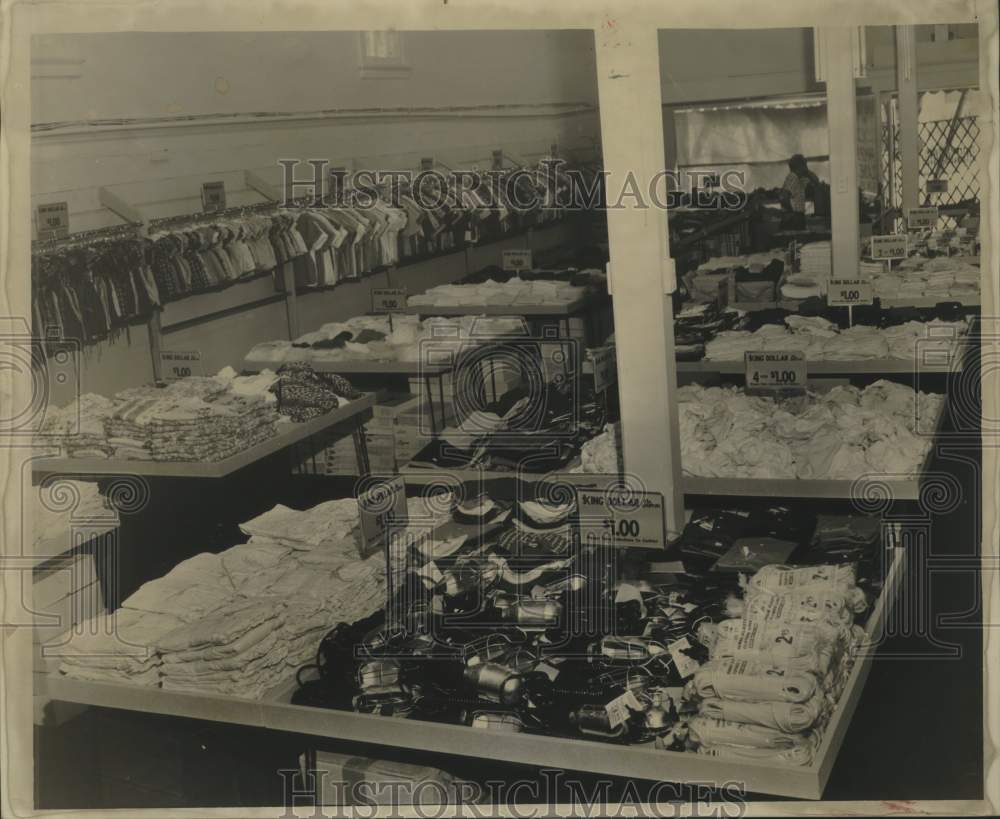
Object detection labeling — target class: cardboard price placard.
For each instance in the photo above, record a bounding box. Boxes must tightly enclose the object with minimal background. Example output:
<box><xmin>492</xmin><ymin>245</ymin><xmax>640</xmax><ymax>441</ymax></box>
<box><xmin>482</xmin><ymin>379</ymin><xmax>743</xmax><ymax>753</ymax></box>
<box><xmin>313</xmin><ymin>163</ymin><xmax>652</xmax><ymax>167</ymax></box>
<box><xmin>828</xmin><ymin>279</ymin><xmax>873</xmax><ymax>307</ymax></box>
<box><xmin>371</xmin><ymin>288</ymin><xmax>407</xmax><ymax>313</ymax></box>
<box><xmin>745</xmin><ymin>351</ymin><xmax>807</xmax><ymax>394</ymax></box>
<box><xmin>201</xmin><ymin>181</ymin><xmax>226</xmax><ymax>213</ymax></box>
<box><xmin>588</xmin><ymin>345</ymin><xmax>616</xmax><ymax>393</ymax></box>
<box><xmin>869</xmin><ymin>234</ymin><xmax>908</xmax><ymax>260</ymax></box>
<box><xmin>36</xmin><ymin>202</ymin><xmax>69</xmax><ymax>241</ymax></box>
<box><xmin>906</xmin><ymin>207</ymin><xmax>939</xmax><ymax>230</ymax></box>
<box><xmin>159</xmin><ymin>350</ymin><xmax>204</xmax><ymax>381</ymax></box>
<box><xmin>926</xmin><ymin>179</ymin><xmax>949</xmax><ymax>194</ymax></box>
<box><xmin>502</xmin><ymin>249</ymin><xmax>532</xmax><ymax>272</ymax></box>
<box><xmin>576</xmin><ymin>488</ymin><xmax>666</xmax><ymax>550</ymax></box>
<box><xmin>357</xmin><ymin>476</ymin><xmax>407</xmax><ymax>558</ymax></box>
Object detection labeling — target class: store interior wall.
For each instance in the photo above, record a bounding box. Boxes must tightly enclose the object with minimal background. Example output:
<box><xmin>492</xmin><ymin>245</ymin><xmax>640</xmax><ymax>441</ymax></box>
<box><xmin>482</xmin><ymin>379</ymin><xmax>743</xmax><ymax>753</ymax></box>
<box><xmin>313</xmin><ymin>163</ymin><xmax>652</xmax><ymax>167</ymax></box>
<box><xmin>31</xmin><ymin>31</ymin><xmax>600</xmax><ymax>403</ymax></box>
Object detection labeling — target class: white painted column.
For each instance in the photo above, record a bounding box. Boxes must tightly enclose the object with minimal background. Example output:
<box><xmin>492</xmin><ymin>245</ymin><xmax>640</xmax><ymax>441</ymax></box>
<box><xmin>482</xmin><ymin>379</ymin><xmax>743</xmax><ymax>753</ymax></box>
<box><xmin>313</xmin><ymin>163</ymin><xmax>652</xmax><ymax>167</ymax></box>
<box><xmin>594</xmin><ymin>26</ymin><xmax>685</xmax><ymax>535</ymax></box>
<box><xmin>822</xmin><ymin>27</ymin><xmax>861</xmax><ymax>280</ymax></box>
<box><xmin>895</xmin><ymin>25</ymin><xmax>920</xmax><ymax>211</ymax></box>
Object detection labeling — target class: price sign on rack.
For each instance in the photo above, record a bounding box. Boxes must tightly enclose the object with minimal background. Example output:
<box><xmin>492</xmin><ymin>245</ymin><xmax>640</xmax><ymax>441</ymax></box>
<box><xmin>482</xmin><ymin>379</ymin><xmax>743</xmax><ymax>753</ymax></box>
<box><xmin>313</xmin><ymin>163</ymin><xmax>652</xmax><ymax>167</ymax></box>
<box><xmin>576</xmin><ymin>487</ymin><xmax>666</xmax><ymax>550</ymax></box>
<box><xmin>745</xmin><ymin>351</ymin><xmax>807</xmax><ymax>395</ymax></box>
<box><xmin>906</xmin><ymin>207</ymin><xmax>939</xmax><ymax>230</ymax></box>
<box><xmin>36</xmin><ymin>202</ymin><xmax>70</xmax><ymax>241</ymax></box>
<box><xmin>371</xmin><ymin>288</ymin><xmax>407</xmax><ymax>313</ymax></box>
<box><xmin>201</xmin><ymin>181</ymin><xmax>226</xmax><ymax>213</ymax></box>
<box><xmin>357</xmin><ymin>476</ymin><xmax>408</xmax><ymax>558</ymax></box>
<box><xmin>588</xmin><ymin>345</ymin><xmax>617</xmax><ymax>393</ymax></box>
<box><xmin>927</xmin><ymin>179</ymin><xmax>949</xmax><ymax>194</ymax></box>
<box><xmin>159</xmin><ymin>350</ymin><xmax>204</xmax><ymax>381</ymax></box>
<box><xmin>828</xmin><ymin>279</ymin><xmax>873</xmax><ymax>307</ymax></box>
<box><xmin>502</xmin><ymin>249</ymin><xmax>533</xmax><ymax>272</ymax></box>
<box><xmin>869</xmin><ymin>234</ymin><xmax>908</xmax><ymax>260</ymax></box>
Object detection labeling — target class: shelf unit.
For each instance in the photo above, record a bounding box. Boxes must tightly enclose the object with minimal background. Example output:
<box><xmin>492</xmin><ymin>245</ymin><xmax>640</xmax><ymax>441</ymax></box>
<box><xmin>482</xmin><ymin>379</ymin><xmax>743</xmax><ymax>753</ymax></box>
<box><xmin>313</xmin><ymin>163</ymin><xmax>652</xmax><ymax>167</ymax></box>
<box><xmin>31</xmin><ymin>396</ymin><xmax>375</xmax><ymax>479</ymax></box>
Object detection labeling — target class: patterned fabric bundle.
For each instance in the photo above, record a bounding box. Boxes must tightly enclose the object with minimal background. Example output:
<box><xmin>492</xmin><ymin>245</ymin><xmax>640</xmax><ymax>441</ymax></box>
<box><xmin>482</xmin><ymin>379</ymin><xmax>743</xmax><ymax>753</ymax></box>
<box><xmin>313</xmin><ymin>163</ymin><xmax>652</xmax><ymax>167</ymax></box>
<box><xmin>269</xmin><ymin>363</ymin><xmax>363</xmax><ymax>423</ymax></box>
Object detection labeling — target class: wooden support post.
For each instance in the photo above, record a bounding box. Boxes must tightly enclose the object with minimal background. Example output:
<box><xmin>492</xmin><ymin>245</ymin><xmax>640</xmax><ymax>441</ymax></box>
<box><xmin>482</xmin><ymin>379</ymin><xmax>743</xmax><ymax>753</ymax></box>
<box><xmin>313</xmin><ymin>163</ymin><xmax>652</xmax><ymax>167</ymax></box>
<box><xmin>895</xmin><ymin>25</ymin><xmax>920</xmax><ymax>213</ymax></box>
<box><xmin>595</xmin><ymin>24</ymin><xmax>685</xmax><ymax>535</ymax></box>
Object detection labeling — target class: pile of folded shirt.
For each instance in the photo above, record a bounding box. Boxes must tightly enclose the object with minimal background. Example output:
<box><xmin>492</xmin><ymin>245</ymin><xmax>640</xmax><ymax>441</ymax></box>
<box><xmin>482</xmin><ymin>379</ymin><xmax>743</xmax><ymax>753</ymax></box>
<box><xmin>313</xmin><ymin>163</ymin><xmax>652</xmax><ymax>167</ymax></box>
<box><xmin>496</xmin><ymin>497</ymin><xmax>577</xmax><ymax>556</ymax></box>
<box><xmin>702</xmin><ymin>316</ymin><xmax>967</xmax><ymax>362</ymax></box>
<box><xmin>33</xmin><ymin>479</ymin><xmax>116</xmax><ymax>554</ymax></box>
<box><xmin>676</xmin><ymin>381</ymin><xmax>943</xmax><ymax>480</ymax></box>
<box><xmin>105</xmin><ymin>377</ymin><xmax>278</xmax><ymax>461</ymax></box>
<box><xmin>407</xmin><ymin>278</ymin><xmax>585</xmax><ymax>308</ymax></box>
<box><xmin>59</xmin><ymin>499</ymin><xmax>391</xmax><ymax>696</ymax></box>
<box><xmin>683</xmin><ymin>562</ymin><xmax>868</xmax><ymax>766</ymax></box>
<box><xmin>873</xmin><ymin>256</ymin><xmax>980</xmax><ymax>302</ymax></box>
<box><xmin>268</xmin><ymin>362</ymin><xmax>362</xmax><ymax>423</ymax></box>
<box><xmin>37</xmin><ymin>393</ymin><xmax>116</xmax><ymax>458</ymax></box>
<box><xmin>673</xmin><ymin>303</ymin><xmax>749</xmax><ymax>359</ymax></box>
<box><xmin>685</xmin><ymin>252</ymin><xmax>788</xmax><ymax>305</ymax></box>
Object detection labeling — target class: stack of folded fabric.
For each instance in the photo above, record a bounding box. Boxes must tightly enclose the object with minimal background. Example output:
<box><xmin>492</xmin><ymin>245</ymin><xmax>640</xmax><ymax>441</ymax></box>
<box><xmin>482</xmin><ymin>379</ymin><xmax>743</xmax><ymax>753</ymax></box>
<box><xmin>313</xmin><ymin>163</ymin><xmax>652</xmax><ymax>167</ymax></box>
<box><xmin>702</xmin><ymin>316</ymin><xmax>967</xmax><ymax>362</ymax></box>
<box><xmin>37</xmin><ymin>393</ymin><xmax>116</xmax><ymax>458</ymax></box>
<box><xmin>105</xmin><ymin>378</ymin><xmax>278</xmax><ymax>461</ymax></box>
<box><xmin>572</xmin><ymin>423</ymin><xmax>622</xmax><ymax>475</ymax></box>
<box><xmin>60</xmin><ymin>499</ymin><xmax>392</xmax><ymax>696</ymax></box>
<box><xmin>875</xmin><ymin>256</ymin><xmax>981</xmax><ymax>302</ymax></box>
<box><xmin>674</xmin><ymin>381</ymin><xmax>944</xmax><ymax>480</ymax></box>
<box><xmin>33</xmin><ymin>479</ymin><xmax>116</xmax><ymax>552</ymax></box>
<box><xmin>684</xmin><ymin>562</ymin><xmax>868</xmax><ymax>766</ymax></box>
<box><xmin>408</xmin><ymin>278</ymin><xmax>585</xmax><ymax>308</ymax></box>
<box><xmin>269</xmin><ymin>363</ymin><xmax>362</xmax><ymax>423</ymax></box>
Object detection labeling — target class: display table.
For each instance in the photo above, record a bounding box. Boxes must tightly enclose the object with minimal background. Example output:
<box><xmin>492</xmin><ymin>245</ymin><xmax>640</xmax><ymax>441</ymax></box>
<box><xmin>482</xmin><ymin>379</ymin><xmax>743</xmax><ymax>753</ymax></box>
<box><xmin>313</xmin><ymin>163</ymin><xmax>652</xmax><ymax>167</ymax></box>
<box><xmin>34</xmin><ymin>546</ymin><xmax>904</xmax><ymax>800</ymax></box>
<box><xmin>32</xmin><ymin>396</ymin><xmax>376</xmax><ymax>479</ymax></box>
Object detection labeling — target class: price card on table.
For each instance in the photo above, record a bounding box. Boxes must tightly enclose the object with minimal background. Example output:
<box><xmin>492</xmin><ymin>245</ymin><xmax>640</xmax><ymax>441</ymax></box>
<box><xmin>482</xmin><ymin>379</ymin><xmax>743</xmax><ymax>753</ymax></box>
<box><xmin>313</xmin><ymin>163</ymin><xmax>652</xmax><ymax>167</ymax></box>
<box><xmin>906</xmin><ymin>207</ymin><xmax>939</xmax><ymax>230</ymax></box>
<box><xmin>36</xmin><ymin>202</ymin><xmax>69</xmax><ymax>241</ymax></box>
<box><xmin>744</xmin><ymin>351</ymin><xmax>807</xmax><ymax>395</ymax></box>
<box><xmin>869</xmin><ymin>234</ymin><xmax>908</xmax><ymax>260</ymax></box>
<box><xmin>502</xmin><ymin>249</ymin><xmax>533</xmax><ymax>272</ymax></box>
<box><xmin>201</xmin><ymin>181</ymin><xmax>226</xmax><ymax>213</ymax></box>
<box><xmin>576</xmin><ymin>487</ymin><xmax>667</xmax><ymax>550</ymax></box>
<box><xmin>588</xmin><ymin>345</ymin><xmax>616</xmax><ymax>393</ymax></box>
<box><xmin>357</xmin><ymin>476</ymin><xmax>408</xmax><ymax>558</ymax></box>
<box><xmin>371</xmin><ymin>288</ymin><xmax>407</xmax><ymax>313</ymax></box>
<box><xmin>159</xmin><ymin>350</ymin><xmax>204</xmax><ymax>381</ymax></box>
<box><xmin>828</xmin><ymin>279</ymin><xmax>873</xmax><ymax>307</ymax></box>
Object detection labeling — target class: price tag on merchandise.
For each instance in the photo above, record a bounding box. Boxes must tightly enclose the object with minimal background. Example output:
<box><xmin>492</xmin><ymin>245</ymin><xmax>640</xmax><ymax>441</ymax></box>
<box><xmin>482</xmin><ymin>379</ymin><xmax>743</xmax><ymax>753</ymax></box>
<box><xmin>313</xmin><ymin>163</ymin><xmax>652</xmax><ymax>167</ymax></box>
<box><xmin>357</xmin><ymin>476</ymin><xmax>408</xmax><ymax>558</ymax></box>
<box><xmin>576</xmin><ymin>488</ymin><xmax>667</xmax><ymax>550</ymax></box>
<box><xmin>502</xmin><ymin>249</ymin><xmax>533</xmax><ymax>272</ymax></box>
<box><xmin>605</xmin><ymin>688</ymin><xmax>644</xmax><ymax>729</ymax></box>
<box><xmin>828</xmin><ymin>279</ymin><xmax>873</xmax><ymax>307</ymax></box>
<box><xmin>906</xmin><ymin>207</ymin><xmax>939</xmax><ymax>230</ymax></box>
<box><xmin>744</xmin><ymin>351</ymin><xmax>807</xmax><ymax>394</ymax></box>
<box><xmin>927</xmin><ymin>179</ymin><xmax>949</xmax><ymax>194</ymax></box>
<box><xmin>36</xmin><ymin>202</ymin><xmax>70</xmax><ymax>241</ymax></box>
<box><xmin>869</xmin><ymin>234</ymin><xmax>908</xmax><ymax>260</ymax></box>
<box><xmin>201</xmin><ymin>181</ymin><xmax>226</xmax><ymax>213</ymax></box>
<box><xmin>159</xmin><ymin>350</ymin><xmax>204</xmax><ymax>381</ymax></box>
<box><xmin>371</xmin><ymin>288</ymin><xmax>407</xmax><ymax>313</ymax></box>
<box><xmin>588</xmin><ymin>345</ymin><xmax>616</xmax><ymax>393</ymax></box>
<box><xmin>667</xmin><ymin>637</ymin><xmax>702</xmax><ymax>679</ymax></box>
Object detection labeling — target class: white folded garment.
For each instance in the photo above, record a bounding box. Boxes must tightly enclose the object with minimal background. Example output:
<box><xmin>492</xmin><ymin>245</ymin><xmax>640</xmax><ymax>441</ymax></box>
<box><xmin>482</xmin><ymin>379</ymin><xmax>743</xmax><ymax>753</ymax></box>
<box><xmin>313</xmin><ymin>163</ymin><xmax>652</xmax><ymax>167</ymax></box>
<box><xmin>699</xmin><ymin>694</ymin><xmax>825</xmax><ymax>732</ymax></box>
<box><xmin>689</xmin><ymin>657</ymin><xmax>819</xmax><ymax>703</ymax></box>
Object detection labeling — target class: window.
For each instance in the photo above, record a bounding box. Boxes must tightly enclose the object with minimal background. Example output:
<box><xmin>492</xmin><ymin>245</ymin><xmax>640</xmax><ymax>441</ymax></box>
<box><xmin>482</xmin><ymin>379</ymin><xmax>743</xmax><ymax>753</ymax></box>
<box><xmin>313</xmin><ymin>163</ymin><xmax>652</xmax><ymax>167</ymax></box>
<box><xmin>358</xmin><ymin>31</ymin><xmax>411</xmax><ymax>79</ymax></box>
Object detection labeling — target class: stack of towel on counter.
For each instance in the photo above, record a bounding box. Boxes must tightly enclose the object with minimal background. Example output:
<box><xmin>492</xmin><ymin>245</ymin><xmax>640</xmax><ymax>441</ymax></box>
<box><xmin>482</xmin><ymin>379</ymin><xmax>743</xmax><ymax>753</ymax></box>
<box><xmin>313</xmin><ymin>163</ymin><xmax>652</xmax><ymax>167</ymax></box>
<box><xmin>684</xmin><ymin>563</ymin><xmax>869</xmax><ymax>766</ymax></box>
<box><xmin>36</xmin><ymin>394</ymin><xmax>116</xmax><ymax>459</ymax></box>
<box><xmin>245</xmin><ymin>314</ymin><xmax>527</xmax><ymax>367</ymax></box>
<box><xmin>871</xmin><ymin>256</ymin><xmax>980</xmax><ymax>303</ymax></box>
<box><xmin>407</xmin><ymin>278</ymin><xmax>585</xmax><ymax>308</ymax></box>
<box><xmin>703</xmin><ymin>316</ymin><xmax>968</xmax><ymax>362</ymax></box>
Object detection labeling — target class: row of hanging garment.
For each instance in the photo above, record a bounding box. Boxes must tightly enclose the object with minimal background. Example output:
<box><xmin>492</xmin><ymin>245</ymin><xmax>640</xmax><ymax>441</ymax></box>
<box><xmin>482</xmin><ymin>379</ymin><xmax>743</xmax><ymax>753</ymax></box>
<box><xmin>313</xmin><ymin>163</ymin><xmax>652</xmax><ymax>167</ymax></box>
<box><xmin>32</xmin><ymin>233</ymin><xmax>161</xmax><ymax>346</ymax></box>
<box><xmin>30</xmin><ymin>160</ymin><xmax>574</xmax><ymax>346</ymax></box>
